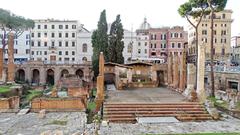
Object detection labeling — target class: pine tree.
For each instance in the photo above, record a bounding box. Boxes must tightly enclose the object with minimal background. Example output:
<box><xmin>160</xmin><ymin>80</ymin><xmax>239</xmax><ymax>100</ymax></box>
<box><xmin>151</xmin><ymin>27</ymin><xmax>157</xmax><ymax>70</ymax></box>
<box><xmin>108</xmin><ymin>15</ymin><xmax>124</xmax><ymax>64</ymax></box>
<box><xmin>91</xmin><ymin>10</ymin><xmax>108</xmax><ymax>77</ymax></box>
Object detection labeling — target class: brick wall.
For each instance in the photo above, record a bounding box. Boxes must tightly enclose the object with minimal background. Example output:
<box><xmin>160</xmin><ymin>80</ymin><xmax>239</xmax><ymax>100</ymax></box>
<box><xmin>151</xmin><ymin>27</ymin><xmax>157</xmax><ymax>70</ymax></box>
<box><xmin>31</xmin><ymin>96</ymin><xmax>87</xmax><ymax>112</ymax></box>
<box><xmin>0</xmin><ymin>96</ymin><xmax>20</xmax><ymax>109</ymax></box>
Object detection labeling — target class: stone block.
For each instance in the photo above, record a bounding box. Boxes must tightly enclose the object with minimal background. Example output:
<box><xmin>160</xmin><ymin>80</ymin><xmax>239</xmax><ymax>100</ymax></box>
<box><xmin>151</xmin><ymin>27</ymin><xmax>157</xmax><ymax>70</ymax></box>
<box><xmin>38</xmin><ymin>109</ymin><xmax>46</xmax><ymax>119</ymax></box>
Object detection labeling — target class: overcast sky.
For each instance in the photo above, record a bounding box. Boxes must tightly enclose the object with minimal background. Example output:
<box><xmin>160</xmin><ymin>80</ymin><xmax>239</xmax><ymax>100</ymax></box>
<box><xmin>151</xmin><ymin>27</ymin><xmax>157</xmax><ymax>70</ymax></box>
<box><xmin>1</xmin><ymin>0</ymin><xmax>239</xmax><ymax>36</ymax></box>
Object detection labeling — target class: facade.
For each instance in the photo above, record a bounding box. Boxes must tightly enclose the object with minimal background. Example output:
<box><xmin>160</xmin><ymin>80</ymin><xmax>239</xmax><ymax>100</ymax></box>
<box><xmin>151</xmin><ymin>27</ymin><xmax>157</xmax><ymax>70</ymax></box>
<box><xmin>0</xmin><ymin>31</ymin><xmax>31</xmax><ymax>63</ymax></box>
<box><xmin>231</xmin><ymin>36</ymin><xmax>240</xmax><ymax>64</ymax></box>
<box><xmin>149</xmin><ymin>26</ymin><xmax>187</xmax><ymax>61</ymax></box>
<box><xmin>188</xmin><ymin>10</ymin><xmax>233</xmax><ymax>62</ymax></box>
<box><xmin>30</xmin><ymin>19</ymin><xmax>89</xmax><ymax>64</ymax></box>
<box><xmin>77</xmin><ymin>30</ymin><xmax>93</xmax><ymax>63</ymax></box>
<box><xmin>122</xmin><ymin>29</ymin><xmax>137</xmax><ymax>63</ymax></box>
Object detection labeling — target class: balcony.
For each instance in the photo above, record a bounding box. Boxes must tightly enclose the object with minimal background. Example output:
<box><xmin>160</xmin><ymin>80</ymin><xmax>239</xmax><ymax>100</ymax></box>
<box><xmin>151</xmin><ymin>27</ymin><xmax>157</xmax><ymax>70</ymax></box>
<box><xmin>48</xmin><ymin>46</ymin><xmax>57</xmax><ymax>50</ymax></box>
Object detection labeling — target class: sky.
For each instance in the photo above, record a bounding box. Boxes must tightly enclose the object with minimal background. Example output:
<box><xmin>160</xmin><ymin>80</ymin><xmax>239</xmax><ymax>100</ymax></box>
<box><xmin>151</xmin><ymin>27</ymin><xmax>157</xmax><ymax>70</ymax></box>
<box><xmin>1</xmin><ymin>0</ymin><xmax>239</xmax><ymax>36</ymax></box>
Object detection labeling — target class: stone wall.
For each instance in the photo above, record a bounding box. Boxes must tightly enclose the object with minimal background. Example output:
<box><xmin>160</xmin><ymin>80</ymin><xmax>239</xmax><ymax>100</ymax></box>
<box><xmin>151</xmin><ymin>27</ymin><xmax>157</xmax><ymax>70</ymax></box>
<box><xmin>0</xmin><ymin>48</ymin><xmax>3</xmax><ymax>80</ymax></box>
<box><xmin>31</xmin><ymin>97</ymin><xmax>87</xmax><ymax>112</ymax></box>
<box><xmin>0</xmin><ymin>96</ymin><xmax>20</xmax><ymax>110</ymax></box>
<box><xmin>68</xmin><ymin>87</ymin><xmax>89</xmax><ymax>97</ymax></box>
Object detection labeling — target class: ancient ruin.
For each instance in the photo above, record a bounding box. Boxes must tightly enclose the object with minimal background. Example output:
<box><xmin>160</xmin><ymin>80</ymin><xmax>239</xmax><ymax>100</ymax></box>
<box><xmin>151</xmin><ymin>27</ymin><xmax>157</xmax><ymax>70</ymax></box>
<box><xmin>7</xmin><ymin>33</ymin><xmax>15</xmax><ymax>83</ymax></box>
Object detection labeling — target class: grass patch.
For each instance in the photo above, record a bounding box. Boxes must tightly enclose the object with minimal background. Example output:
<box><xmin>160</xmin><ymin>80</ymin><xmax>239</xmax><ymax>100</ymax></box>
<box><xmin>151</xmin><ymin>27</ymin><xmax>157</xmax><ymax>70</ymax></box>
<box><xmin>26</xmin><ymin>90</ymin><xmax>43</xmax><ymax>101</ymax></box>
<box><xmin>207</xmin><ymin>97</ymin><xmax>229</xmax><ymax>109</ymax></box>
<box><xmin>92</xmin><ymin>88</ymin><xmax>97</xmax><ymax>97</ymax></box>
<box><xmin>88</xmin><ymin>101</ymin><xmax>96</xmax><ymax>112</ymax></box>
<box><xmin>47</xmin><ymin>120</ymin><xmax>67</xmax><ymax>126</ymax></box>
<box><xmin>236</xmin><ymin>102</ymin><xmax>240</xmax><ymax>111</ymax></box>
<box><xmin>0</xmin><ymin>85</ymin><xmax>12</xmax><ymax>93</ymax></box>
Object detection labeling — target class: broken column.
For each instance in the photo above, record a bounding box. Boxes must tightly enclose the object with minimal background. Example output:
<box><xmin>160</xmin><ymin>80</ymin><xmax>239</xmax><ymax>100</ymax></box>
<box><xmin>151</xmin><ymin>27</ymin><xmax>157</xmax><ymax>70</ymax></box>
<box><xmin>7</xmin><ymin>33</ymin><xmax>15</xmax><ymax>83</ymax></box>
<box><xmin>179</xmin><ymin>51</ymin><xmax>187</xmax><ymax>91</ymax></box>
<box><xmin>0</xmin><ymin>48</ymin><xmax>3</xmax><ymax>80</ymax></box>
<box><xmin>173</xmin><ymin>54</ymin><xmax>179</xmax><ymax>89</ymax></box>
<box><xmin>95</xmin><ymin>52</ymin><xmax>105</xmax><ymax>112</ymax></box>
<box><xmin>184</xmin><ymin>64</ymin><xmax>196</xmax><ymax>98</ymax></box>
<box><xmin>196</xmin><ymin>44</ymin><xmax>206</xmax><ymax>103</ymax></box>
<box><xmin>167</xmin><ymin>53</ymin><xmax>173</xmax><ymax>86</ymax></box>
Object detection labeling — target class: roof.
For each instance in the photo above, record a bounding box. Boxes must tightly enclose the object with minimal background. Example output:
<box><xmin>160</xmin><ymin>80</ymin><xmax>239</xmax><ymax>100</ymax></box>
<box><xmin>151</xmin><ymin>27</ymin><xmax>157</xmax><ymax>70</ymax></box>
<box><xmin>125</xmin><ymin>61</ymin><xmax>153</xmax><ymax>66</ymax></box>
<box><xmin>105</xmin><ymin>62</ymin><xmax>132</xmax><ymax>69</ymax></box>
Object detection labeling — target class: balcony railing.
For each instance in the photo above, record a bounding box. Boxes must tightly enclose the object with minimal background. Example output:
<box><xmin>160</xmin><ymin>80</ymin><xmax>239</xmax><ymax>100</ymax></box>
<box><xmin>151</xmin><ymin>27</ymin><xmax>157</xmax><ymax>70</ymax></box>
<box><xmin>205</xmin><ymin>65</ymin><xmax>240</xmax><ymax>73</ymax></box>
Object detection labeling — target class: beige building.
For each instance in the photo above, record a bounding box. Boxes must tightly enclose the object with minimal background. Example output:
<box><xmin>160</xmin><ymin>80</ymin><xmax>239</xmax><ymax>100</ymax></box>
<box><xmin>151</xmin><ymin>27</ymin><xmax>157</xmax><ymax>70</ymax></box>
<box><xmin>188</xmin><ymin>10</ymin><xmax>233</xmax><ymax>63</ymax></box>
<box><xmin>231</xmin><ymin>36</ymin><xmax>240</xmax><ymax>64</ymax></box>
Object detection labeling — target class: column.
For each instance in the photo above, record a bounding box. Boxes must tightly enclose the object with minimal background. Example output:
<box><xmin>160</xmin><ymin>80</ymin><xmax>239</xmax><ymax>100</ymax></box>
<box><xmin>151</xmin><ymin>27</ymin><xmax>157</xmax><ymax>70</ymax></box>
<box><xmin>179</xmin><ymin>51</ymin><xmax>187</xmax><ymax>91</ymax></box>
<box><xmin>197</xmin><ymin>44</ymin><xmax>206</xmax><ymax>103</ymax></box>
<box><xmin>167</xmin><ymin>53</ymin><xmax>173</xmax><ymax>85</ymax></box>
<box><xmin>184</xmin><ymin>64</ymin><xmax>196</xmax><ymax>97</ymax></box>
<box><xmin>7</xmin><ymin>33</ymin><xmax>15</xmax><ymax>82</ymax></box>
<box><xmin>173</xmin><ymin>54</ymin><xmax>179</xmax><ymax>89</ymax></box>
<box><xmin>0</xmin><ymin>48</ymin><xmax>3</xmax><ymax>80</ymax></box>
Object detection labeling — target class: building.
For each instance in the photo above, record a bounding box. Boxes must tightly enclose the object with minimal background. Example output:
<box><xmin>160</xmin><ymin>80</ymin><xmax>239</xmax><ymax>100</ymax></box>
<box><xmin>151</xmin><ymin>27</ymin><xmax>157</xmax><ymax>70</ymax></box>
<box><xmin>77</xmin><ymin>30</ymin><xmax>93</xmax><ymax>63</ymax></box>
<box><xmin>122</xmin><ymin>29</ymin><xmax>137</xmax><ymax>63</ymax></box>
<box><xmin>30</xmin><ymin>19</ymin><xmax>89</xmax><ymax>64</ymax></box>
<box><xmin>231</xmin><ymin>36</ymin><xmax>240</xmax><ymax>64</ymax></box>
<box><xmin>0</xmin><ymin>31</ymin><xmax>31</xmax><ymax>63</ymax></box>
<box><xmin>188</xmin><ymin>10</ymin><xmax>233</xmax><ymax>63</ymax></box>
<box><xmin>149</xmin><ymin>26</ymin><xmax>187</xmax><ymax>62</ymax></box>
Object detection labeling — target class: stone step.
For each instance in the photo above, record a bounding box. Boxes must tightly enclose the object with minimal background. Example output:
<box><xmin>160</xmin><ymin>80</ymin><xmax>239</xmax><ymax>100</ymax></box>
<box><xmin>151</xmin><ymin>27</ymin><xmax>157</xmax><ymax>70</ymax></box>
<box><xmin>104</xmin><ymin>110</ymin><xmax>208</xmax><ymax>115</ymax></box>
<box><xmin>106</xmin><ymin>117</ymin><xmax>137</xmax><ymax>123</ymax></box>
<box><xmin>104</xmin><ymin>108</ymin><xmax>206</xmax><ymax>111</ymax></box>
<box><xmin>104</xmin><ymin>102</ymin><xmax>201</xmax><ymax>105</ymax></box>
<box><xmin>104</xmin><ymin>104</ymin><xmax>204</xmax><ymax>108</ymax></box>
<box><xmin>104</xmin><ymin>114</ymin><xmax>211</xmax><ymax>118</ymax></box>
<box><xmin>177</xmin><ymin>116</ymin><xmax>213</xmax><ymax>121</ymax></box>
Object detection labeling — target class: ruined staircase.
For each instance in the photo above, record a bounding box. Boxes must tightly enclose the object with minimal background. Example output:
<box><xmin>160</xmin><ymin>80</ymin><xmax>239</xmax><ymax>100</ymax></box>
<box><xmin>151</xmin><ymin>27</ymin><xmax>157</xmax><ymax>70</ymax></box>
<box><xmin>103</xmin><ymin>102</ymin><xmax>213</xmax><ymax>123</ymax></box>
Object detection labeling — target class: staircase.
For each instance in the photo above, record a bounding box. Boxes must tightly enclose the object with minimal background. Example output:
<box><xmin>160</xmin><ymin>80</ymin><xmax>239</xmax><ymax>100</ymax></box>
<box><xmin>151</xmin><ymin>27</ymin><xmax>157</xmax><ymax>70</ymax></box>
<box><xmin>103</xmin><ymin>102</ymin><xmax>213</xmax><ymax>123</ymax></box>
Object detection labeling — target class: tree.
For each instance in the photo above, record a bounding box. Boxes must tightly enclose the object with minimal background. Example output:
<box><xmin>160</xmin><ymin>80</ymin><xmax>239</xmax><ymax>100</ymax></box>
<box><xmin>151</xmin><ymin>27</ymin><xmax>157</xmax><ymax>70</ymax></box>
<box><xmin>108</xmin><ymin>15</ymin><xmax>124</xmax><ymax>64</ymax></box>
<box><xmin>178</xmin><ymin>0</ymin><xmax>209</xmax><ymax>89</ymax></box>
<box><xmin>0</xmin><ymin>8</ymin><xmax>34</xmax><ymax>52</ymax></box>
<box><xmin>92</xmin><ymin>10</ymin><xmax>108</xmax><ymax>77</ymax></box>
<box><xmin>207</xmin><ymin>0</ymin><xmax>228</xmax><ymax>97</ymax></box>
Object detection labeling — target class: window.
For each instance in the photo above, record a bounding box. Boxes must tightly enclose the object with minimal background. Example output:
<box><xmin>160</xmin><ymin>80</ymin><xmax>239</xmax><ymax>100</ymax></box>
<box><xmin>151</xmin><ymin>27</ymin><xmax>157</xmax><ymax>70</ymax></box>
<box><xmin>221</xmin><ymin>30</ymin><xmax>226</xmax><ymax>35</ymax></box>
<box><xmin>59</xmin><ymin>57</ymin><xmax>62</xmax><ymax>61</ymax></box>
<box><xmin>44</xmin><ymin>51</ymin><xmax>47</xmax><ymax>55</ymax></box>
<box><xmin>178</xmin><ymin>43</ymin><xmax>181</xmax><ymax>48</ymax></box>
<box><xmin>138</xmin><ymin>42</ymin><xmax>141</xmax><ymax>46</ymax></box>
<box><xmin>214</xmin><ymin>30</ymin><xmax>217</xmax><ymax>35</ymax></box>
<box><xmin>44</xmin><ymin>42</ymin><xmax>47</xmax><ymax>47</ymax></box>
<box><xmin>222</xmin><ymin>13</ymin><xmax>226</xmax><ymax>19</ymax></box>
<box><xmin>83</xmin><ymin>43</ymin><xmax>87</xmax><ymax>52</ymax></box>
<box><xmin>31</xmin><ymin>51</ymin><xmax>34</xmax><ymax>55</ymax></box>
<box><xmin>127</xmin><ymin>44</ymin><xmax>132</xmax><ymax>53</ymax></box>
<box><xmin>26</xmin><ymin>41</ymin><xmax>29</xmax><ymax>45</ymax></box>
<box><xmin>65</xmin><ymin>33</ymin><xmax>68</xmax><ymax>38</ymax></box>
<box><xmin>65</xmin><ymin>41</ymin><xmax>68</xmax><ymax>47</ymax></box>
<box><xmin>72</xmin><ymin>33</ymin><xmax>75</xmax><ymax>38</ymax></box>
<box><xmin>171</xmin><ymin>33</ymin><xmax>173</xmax><ymax>38</ymax></box>
<box><xmin>37</xmin><ymin>25</ymin><xmax>41</xmax><ymax>29</ymax></box>
<box><xmin>31</xmin><ymin>33</ymin><xmax>34</xmax><ymax>38</ymax></box>
<box><xmin>31</xmin><ymin>41</ymin><xmax>34</xmax><ymax>46</ymax></box>
<box><xmin>202</xmin><ymin>30</ymin><xmax>207</xmax><ymax>35</ymax></box>
<box><xmin>26</xmin><ymin>34</ymin><xmax>29</xmax><ymax>39</ymax></box>
<box><xmin>51</xmin><ymin>25</ymin><xmax>55</xmax><ymax>29</ymax></box>
<box><xmin>72</xmin><ymin>51</ymin><xmax>75</xmax><ymax>55</ymax></box>
<box><xmin>138</xmin><ymin>49</ymin><xmax>141</xmax><ymax>54</ymax></box>
<box><xmin>38</xmin><ymin>41</ymin><xmax>41</xmax><ymax>47</ymax></box>
<box><xmin>44</xmin><ymin>25</ymin><xmax>47</xmax><ymax>29</ymax></box>
<box><xmin>145</xmin><ymin>42</ymin><xmax>147</xmax><ymax>46</ymax></box>
<box><xmin>174</xmin><ymin>33</ymin><xmax>178</xmax><ymax>38</ymax></box>
<box><xmin>51</xmin><ymin>41</ymin><xmax>55</xmax><ymax>46</ymax></box>
<box><xmin>224</xmin><ymin>38</ymin><xmax>227</xmax><ymax>43</ymax></box>
<box><xmin>161</xmin><ymin>44</ymin><xmax>163</xmax><ymax>48</ymax></box>
<box><xmin>65</xmin><ymin>51</ymin><xmax>68</xmax><ymax>55</ymax></box>
<box><xmin>150</xmin><ymin>43</ymin><xmax>153</xmax><ymax>48</ymax></box>
<box><xmin>15</xmin><ymin>41</ymin><xmax>18</xmax><ymax>45</ymax></box>
<box><xmin>164</xmin><ymin>44</ymin><xmax>166</xmax><ymax>48</ymax></box>
<box><xmin>215</xmin><ymin>38</ymin><xmax>217</xmax><ymax>43</ymax></box>
<box><xmin>72</xmin><ymin>58</ymin><xmax>75</xmax><ymax>61</ymax></box>
<box><xmin>72</xmin><ymin>25</ymin><xmax>76</xmax><ymax>29</ymax></box>
<box><xmin>38</xmin><ymin>33</ymin><xmax>41</xmax><ymax>38</ymax></box>
<box><xmin>26</xmin><ymin>49</ymin><xmax>30</xmax><ymax>54</ymax></box>
<box><xmin>145</xmin><ymin>49</ymin><xmax>147</xmax><ymax>54</ymax></box>
<box><xmin>215</xmin><ymin>24</ymin><xmax>217</xmax><ymax>27</ymax></box>
<box><xmin>213</xmin><ymin>48</ymin><xmax>215</xmax><ymax>55</ymax></box>
<box><xmin>180</xmin><ymin>33</ymin><xmax>183</xmax><ymax>38</ymax></box>
<box><xmin>65</xmin><ymin>25</ymin><xmax>68</xmax><ymax>29</ymax></box>
<box><xmin>72</xmin><ymin>41</ymin><xmax>75</xmax><ymax>47</ymax></box>
<box><xmin>51</xmin><ymin>33</ymin><xmax>55</xmax><ymax>38</ymax></box>
<box><xmin>59</xmin><ymin>51</ymin><xmax>62</xmax><ymax>55</ymax></box>
<box><xmin>44</xmin><ymin>33</ymin><xmax>47</xmax><ymax>38</ymax></box>
<box><xmin>59</xmin><ymin>25</ymin><xmax>63</xmax><ymax>29</ymax></box>
<box><xmin>59</xmin><ymin>33</ymin><xmax>62</xmax><ymax>38</ymax></box>
<box><xmin>154</xmin><ymin>43</ymin><xmax>156</xmax><ymax>48</ymax></box>
<box><xmin>172</xmin><ymin>43</ymin><xmax>175</xmax><ymax>48</ymax></box>
<box><xmin>154</xmin><ymin>34</ymin><xmax>157</xmax><ymax>40</ymax></box>
<box><xmin>222</xmin><ymin>48</ymin><xmax>225</xmax><ymax>55</ymax></box>
<box><xmin>224</xmin><ymin>24</ymin><xmax>227</xmax><ymax>27</ymax></box>
<box><xmin>59</xmin><ymin>41</ymin><xmax>62</xmax><ymax>47</ymax></box>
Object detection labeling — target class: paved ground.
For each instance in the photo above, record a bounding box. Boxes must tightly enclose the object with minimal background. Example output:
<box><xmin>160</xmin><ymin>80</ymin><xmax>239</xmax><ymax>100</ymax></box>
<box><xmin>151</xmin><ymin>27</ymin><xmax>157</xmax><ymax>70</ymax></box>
<box><xmin>106</xmin><ymin>87</ymin><xmax>187</xmax><ymax>103</ymax></box>
<box><xmin>0</xmin><ymin>112</ymin><xmax>94</xmax><ymax>135</ymax></box>
<box><xmin>99</xmin><ymin>114</ymin><xmax>240</xmax><ymax>135</ymax></box>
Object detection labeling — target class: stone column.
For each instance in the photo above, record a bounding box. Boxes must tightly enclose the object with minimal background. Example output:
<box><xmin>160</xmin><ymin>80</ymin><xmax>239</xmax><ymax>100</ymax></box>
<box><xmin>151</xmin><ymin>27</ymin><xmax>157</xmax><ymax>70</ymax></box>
<box><xmin>0</xmin><ymin>48</ymin><xmax>3</xmax><ymax>80</ymax></box>
<box><xmin>179</xmin><ymin>51</ymin><xmax>187</xmax><ymax>91</ymax></box>
<box><xmin>196</xmin><ymin>44</ymin><xmax>206</xmax><ymax>103</ymax></box>
<box><xmin>167</xmin><ymin>53</ymin><xmax>173</xmax><ymax>86</ymax></box>
<box><xmin>7</xmin><ymin>33</ymin><xmax>15</xmax><ymax>83</ymax></box>
<box><xmin>173</xmin><ymin>54</ymin><xmax>179</xmax><ymax>89</ymax></box>
<box><xmin>40</xmin><ymin>67</ymin><xmax>46</xmax><ymax>85</ymax></box>
<box><xmin>184</xmin><ymin>64</ymin><xmax>196</xmax><ymax>97</ymax></box>
<box><xmin>127</xmin><ymin>68</ymin><xmax>132</xmax><ymax>83</ymax></box>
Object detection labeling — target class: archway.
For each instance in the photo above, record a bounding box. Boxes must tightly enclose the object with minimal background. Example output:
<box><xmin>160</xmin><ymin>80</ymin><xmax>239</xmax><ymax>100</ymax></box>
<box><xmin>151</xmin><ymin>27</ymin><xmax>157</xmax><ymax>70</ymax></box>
<box><xmin>15</xmin><ymin>69</ymin><xmax>25</xmax><ymax>82</ymax></box>
<box><xmin>76</xmin><ymin>69</ymin><xmax>84</xmax><ymax>78</ymax></box>
<box><xmin>82</xmin><ymin>57</ymin><xmax>87</xmax><ymax>62</ymax></box>
<box><xmin>46</xmin><ymin>69</ymin><xmax>54</xmax><ymax>85</ymax></box>
<box><xmin>32</xmin><ymin>69</ymin><xmax>40</xmax><ymax>84</ymax></box>
<box><xmin>61</xmin><ymin>69</ymin><xmax>69</xmax><ymax>77</ymax></box>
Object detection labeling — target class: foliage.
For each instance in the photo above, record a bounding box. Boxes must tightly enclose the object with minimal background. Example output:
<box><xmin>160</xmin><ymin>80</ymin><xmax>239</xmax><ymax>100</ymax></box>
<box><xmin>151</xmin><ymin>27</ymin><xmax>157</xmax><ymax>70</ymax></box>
<box><xmin>119</xmin><ymin>72</ymin><xmax>127</xmax><ymax>78</ymax></box>
<box><xmin>208</xmin><ymin>96</ymin><xmax>229</xmax><ymax>109</ymax></box>
<box><xmin>87</xmin><ymin>101</ymin><xmax>96</xmax><ymax>112</ymax></box>
<box><xmin>236</xmin><ymin>101</ymin><xmax>240</xmax><ymax>111</ymax></box>
<box><xmin>92</xmin><ymin>10</ymin><xmax>109</xmax><ymax>77</ymax></box>
<box><xmin>26</xmin><ymin>90</ymin><xmax>43</xmax><ymax>101</ymax></box>
<box><xmin>0</xmin><ymin>85</ymin><xmax>12</xmax><ymax>93</ymax></box>
<box><xmin>108</xmin><ymin>15</ymin><xmax>124</xmax><ymax>64</ymax></box>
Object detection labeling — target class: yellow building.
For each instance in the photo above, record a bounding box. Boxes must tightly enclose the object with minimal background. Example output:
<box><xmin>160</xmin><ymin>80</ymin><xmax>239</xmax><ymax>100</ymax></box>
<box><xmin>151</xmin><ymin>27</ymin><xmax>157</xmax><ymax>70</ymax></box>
<box><xmin>188</xmin><ymin>10</ymin><xmax>233</xmax><ymax>63</ymax></box>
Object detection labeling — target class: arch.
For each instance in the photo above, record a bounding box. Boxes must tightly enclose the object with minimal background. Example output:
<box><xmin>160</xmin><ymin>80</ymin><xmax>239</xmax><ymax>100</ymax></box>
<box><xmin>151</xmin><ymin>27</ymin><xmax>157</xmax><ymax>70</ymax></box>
<box><xmin>75</xmin><ymin>69</ymin><xmax>84</xmax><ymax>78</ymax></box>
<box><xmin>82</xmin><ymin>43</ymin><xmax>87</xmax><ymax>52</ymax></box>
<box><xmin>61</xmin><ymin>69</ymin><xmax>69</xmax><ymax>77</ymax></box>
<box><xmin>82</xmin><ymin>57</ymin><xmax>87</xmax><ymax>62</ymax></box>
<box><xmin>46</xmin><ymin>69</ymin><xmax>54</xmax><ymax>85</ymax></box>
<box><xmin>15</xmin><ymin>69</ymin><xmax>25</xmax><ymax>82</ymax></box>
<box><xmin>32</xmin><ymin>69</ymin><xmax>40</xmax><ymax>84</ymax></box>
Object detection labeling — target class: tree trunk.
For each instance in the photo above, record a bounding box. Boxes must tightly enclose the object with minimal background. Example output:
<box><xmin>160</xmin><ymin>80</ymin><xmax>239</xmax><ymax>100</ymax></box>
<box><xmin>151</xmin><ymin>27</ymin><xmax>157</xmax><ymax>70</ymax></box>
<box><xmin>210</xmin><ymin>10</ymin><xmax>215</xmax><ymax>97</ymax></box>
